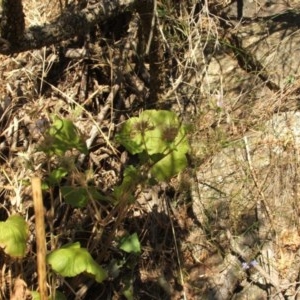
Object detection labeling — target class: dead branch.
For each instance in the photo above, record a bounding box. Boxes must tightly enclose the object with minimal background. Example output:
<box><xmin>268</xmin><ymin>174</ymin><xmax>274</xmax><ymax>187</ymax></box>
<box><xmin>0</xmin><ymin>0</ymin><xmax>136</xmax><ymax>55</ymax></box>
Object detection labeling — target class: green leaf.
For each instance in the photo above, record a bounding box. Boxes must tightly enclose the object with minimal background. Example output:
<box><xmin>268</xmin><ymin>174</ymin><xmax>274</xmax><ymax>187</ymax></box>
<box><xmin>61</xmin><ymin>186</ymin><xmax>103</xmax><ymax>208</ymax></box>
<box><xmin>31</xmin><ymin>291</ymin><xmax>41</xmax><ymax>300</ymax></box>
<box><xmin>150</xmin><ymin>125</ymin><xmax>190</xmax><ymax>181</ymax></box>
<box><xmin>116</xmin><ymin>110</ymin><xmax>190</xmax><ymax>181</ymax></box>
<box><xmin>61</xmin><ymin>186</ymin><xmax>88</xmax><ymax>208</ymax></box>
<box><xmin>141</xmin><ymin>110</ymin><xmax>181</xmax><ymax>155</ymax></box>
<box><xmin>150</xmin><ymin>148</ymin><xmax>188</xmax><ymax>181</ymax></box>
<box><xmin>122</xmin><ymin>278</ymin><xmax>134</xmax><ymax>300</ymax></box>
<box><xmin>117</xmin><ymin>110</ymin><xmax>181</xmax><ymax>155</ymax></box>
<box><xmin>48</xmin><ymin>167</ymin><xmax>68</xmax><ymax>185</ymax></box>
<box><xmin>0</xmin><ymin>215</ymin><xmax>28</xmax><ymax>257</ymax></box>
<box><xmin>47</xmin><ymin>242</ymin><xmax>108</xmax><ymax>283</ymax></box>
<box><xmin>31</xmin><ymin>290</ymin><xmax>67</xmax><ymax>300</ymax></box>
<box><xmin>112</xmin><ymin>166</ymin><xmax>140</xmax><ymax>203</ymax></box>
<box><xmin>107</xmin><ymin>258</ymin><xmax>125</xmax><ymax>279</ymax></box>
<box><xmin>115</xmin><ymin>116</ymin><xmax>143</xmax><ymax>154</ymax></box>
<box><xmin>119</xmin><ymin>233</ymin><xmax>141</xmax><ymax>254</ymax></box>
<box><xmin>42</xmin><ymin>117</ymin><xmax>88</xmax><ymax>156</ymax></box>
<box><xmin>54</xmin><ymin>291</ymin><xmax>67</xmax><ymax>300</ymax></box>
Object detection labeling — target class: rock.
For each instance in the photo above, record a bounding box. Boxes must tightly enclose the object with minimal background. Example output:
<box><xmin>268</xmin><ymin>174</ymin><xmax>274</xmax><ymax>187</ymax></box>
<box><xmin>190</xmin><ymin>111</ymin><xmax>300</xmax><ymax>298</ymax></box>
<box><xmin>224</xmin><ymin>0</ymin><xmax>300</xmax><ymax>19</ymax></box>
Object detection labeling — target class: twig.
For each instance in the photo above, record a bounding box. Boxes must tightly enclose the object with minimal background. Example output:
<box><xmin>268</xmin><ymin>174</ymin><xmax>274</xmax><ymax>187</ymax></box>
<box><xmin>77</xmin><ymin>84</ymin><xmax>120</xmax><ymax>167</ymax></box>
<box><xmin>165</xmin><ymin>196</ymin><xmax>187</xmax><ymax>300</ymax></box>
<box><xmin>97</xmin><ymin>84</ymin><xmax>120</xmax><ymax>123</ymax></box>
<box><xmin>243</xmin><ymin>136</ymin><xmax>274</xmax><ymax>230</ymax></box>
<box><xmin>242</xmin><ymin>137</ymin><xmax>285</xmax><ymax>299</ymax></box>
<box><xmin>145</xmin><ymin>0</ymin><xmax>157</xmax><ymax>55</ymax></box>
<box><xmin>226</xmin><ymin>230</ymin><xmax>285</xmax><ymax>298</ymax></box>
<box><xmin>32</xmin><ymin>177</ymin><xmax>48</xmax><ymax>300</ymax></box>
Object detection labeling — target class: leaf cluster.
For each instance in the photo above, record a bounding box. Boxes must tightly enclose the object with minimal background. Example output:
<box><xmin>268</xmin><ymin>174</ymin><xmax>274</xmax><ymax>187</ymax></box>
<box><xmin>116</xmin><ymin>110</ymin><xmax>190</xmax><ymax>181</ymax></box>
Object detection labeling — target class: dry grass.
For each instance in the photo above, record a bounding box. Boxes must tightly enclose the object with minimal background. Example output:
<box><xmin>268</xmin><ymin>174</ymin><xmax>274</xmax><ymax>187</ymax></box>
<box><xmin>0</xmin><ymin>0</ymin><xmax>300</xmax><ymax>299</ymax></box>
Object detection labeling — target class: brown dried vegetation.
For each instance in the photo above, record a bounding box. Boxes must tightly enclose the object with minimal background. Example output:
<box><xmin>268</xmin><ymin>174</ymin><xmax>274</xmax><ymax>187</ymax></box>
<box><xmin>1</xmin><ymin>0</ymin><xmax>300</xmax><ymax>299</ymax></box>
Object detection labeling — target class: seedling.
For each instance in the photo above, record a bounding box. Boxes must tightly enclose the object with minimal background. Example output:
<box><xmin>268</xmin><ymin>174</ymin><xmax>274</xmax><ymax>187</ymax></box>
<box><xmin>40</xmin><ymin>116</ymin><xmax>88</xmax><ymax>156</ymax></box>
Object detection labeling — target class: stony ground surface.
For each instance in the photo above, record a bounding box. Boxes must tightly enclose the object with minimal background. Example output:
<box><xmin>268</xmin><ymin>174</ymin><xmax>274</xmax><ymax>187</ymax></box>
<box><xmin>186</xmin><ymin>1</ymin><xmax>300</xmax><ymax>299</ymax></box>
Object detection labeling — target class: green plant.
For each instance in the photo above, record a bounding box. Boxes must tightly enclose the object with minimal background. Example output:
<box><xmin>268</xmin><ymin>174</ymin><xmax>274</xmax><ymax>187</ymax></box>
<box><xmin>60</xmin><ymin>185</ymin><xmax>103</xmax><ymax>208</ymax></box>
<box><xmin>31</xmin><ymin>290</ymin><xmax>67</xmax><ymax>300</ymax></box>
<box><xmin>40</xmin><ymin>116</ymin><xmax>88</xmax><ymax>156</ymax></box>
<box><xmin>119</xmin><ymin>232</ymin><xmax>141</xmax><ymax>254</ymax></box>
<box><xmin>117</xmin><ymin>233</ymin><xmax>141</xmax><ymax>300</ymax></box>
<box><xmin>0</xmin><ymin>110</ymin><xmax>189</xmax><ymax>298</ymax></box>
<box><xmin>116</xmin><ymin>109</ymin><xmax>190</xmax><ymax>187</ymax></box>
<box><xmin>42</xmin><ymin>110</ymin><xmax>189</xmax><ymax>204</ymax></box>
<box><xmin>0</xmin><ymin>215</ymin><xmax>28</xmax><ymax>258</ymax></box>
<box><xmin>47</xmin><ymin>242</ymin><xmax>107</xmax><ymax>282</ymax></box>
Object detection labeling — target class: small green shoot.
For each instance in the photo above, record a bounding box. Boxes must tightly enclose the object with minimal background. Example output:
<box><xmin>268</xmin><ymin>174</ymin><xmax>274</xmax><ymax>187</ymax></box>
<box><xmin>112</xmin><ymin>166</ymin><xmax>140</xmax><ymax>203</ymax></box>
<box><xmin>122</xmin><ymin>278</ymin><xmax>134</xmax><ymax>300</ymax></box>
<box><xmin>47</xmin><ymin>242</ymin><xmax>107</xmax><ymax>282</ymax></box>
<box><xmin>34</xmin><ymin>110</ymin><xmax>189</xmax><ymax>295</ymax></box>
<box><xmin>41</xmin><ymin>116</ymin><xmax>88</xmax><ymax>156</ymax></box>
<box><xmin>119</xmin><ymin>233</ymin><xmax>141</xmax><ymax>254</ymax></box>
<box><xmin>47</xmin><ymin>167</ymin><xmax>68</xmax><ymax>186</ymax></box>
<box><xmin>116</xmin><ymin>233</ymin><xmax>141</xmax><ymax>300</ymax></box>
<box><xmin>0</xmin><ymin>215</ymin><xmax>28</xmax><ymax>258</ymax></box>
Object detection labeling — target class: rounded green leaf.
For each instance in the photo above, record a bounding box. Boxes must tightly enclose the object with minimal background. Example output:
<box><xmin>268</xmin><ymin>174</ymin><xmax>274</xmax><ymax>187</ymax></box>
<box><xmin>43</xmin><ymin>117</ymin><xmax>88</xmax><ymax>155</ymax></box>
<box><xmin>61</xmin><ymin>186</ymin><xmax>103</xmax><ymax>208</ymax></box>
<box><xmin>116</xmin><ymin>110</ymin><xmax>189</xmax><ymax>154</ymax></box>
<box><xmin>115</xmin><ymin>117</ymin><xmax>144</xmax><ymax>154</ymax></box>
<box><xmin>116</xmin><ymin>110</ymin><xmax>190</xmax><ymax>181</ymax></box>
<box><xmin>0</xmin><ymin>215</ymin><xmax>28</xmax><ymax>258</ymax></box>
<box><xmin>47</xmin><ymin>242</ymin><xmax>108</xmax><ymax>283</ymax></box>
<box><xmin>141</xmin><ymin>110</ymin><xmax>180</xmax><ymax>155</ymax></box>
<box><xmin>150</xmin><ymin>149</ymin><xmax>188</xmax><ymax>181</ymax></box>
